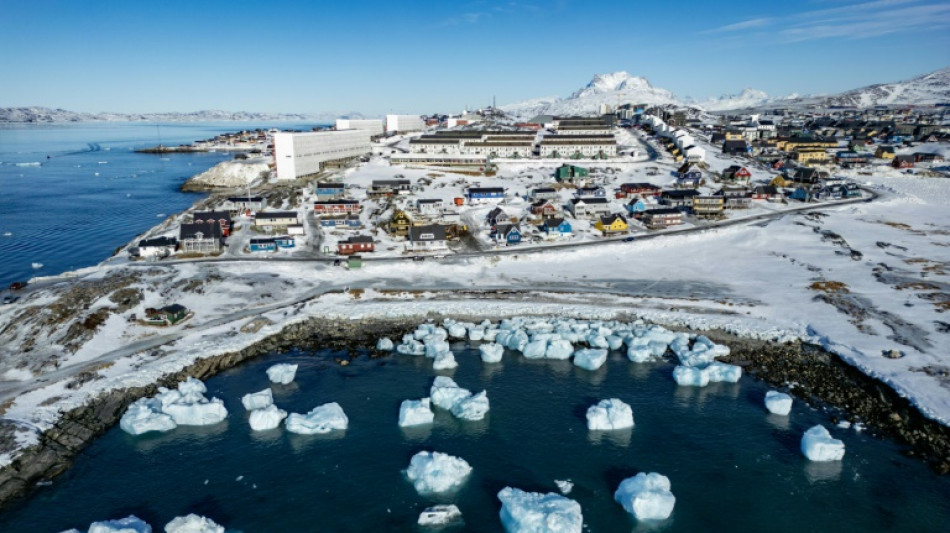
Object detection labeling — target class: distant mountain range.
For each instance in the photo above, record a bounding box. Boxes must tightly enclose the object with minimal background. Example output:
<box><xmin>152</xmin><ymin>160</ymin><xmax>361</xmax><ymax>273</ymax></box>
<box><xmin>0</xmin><ymin>107</ymin><xmax>367</xmax><ymax>124</ymax></box>
<box><xmin>501</xmin><ymin>67</ymin><xmax>950</xmax><ymax>117</ymax></box>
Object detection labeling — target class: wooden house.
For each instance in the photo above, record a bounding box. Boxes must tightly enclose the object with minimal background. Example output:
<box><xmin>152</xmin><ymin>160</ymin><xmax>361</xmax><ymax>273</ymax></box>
<box><xmin>337</xmin><ymin>235</ymin><xmax>375</xmax><ymax>255</ymax></box>
<box><xmin>595</xmin><ymin>213</ymin><xmax>628</xmax><ymax>236</ymax></box>
<box><xmin>144</xmin><ymin>304</ymin><xmax>188</xmax><ymax>326</ymax></box>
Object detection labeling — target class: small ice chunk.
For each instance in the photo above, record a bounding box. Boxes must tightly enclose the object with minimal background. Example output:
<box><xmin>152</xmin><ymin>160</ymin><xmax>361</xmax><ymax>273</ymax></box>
<box><xmin>614</xmin><ymin>472</ymin><xmax>676</xmax><ymax>521</ymax></box>
<box><xmin>266</xmin><ymin>363</ymin><xmax>298</xmax><ymax>385</ymax></box>
<box><xmin>418</xmin><ymin>504</ymin><xmax>463</xmax><ymax>527</ymax></box>
<box><xmin>447</xmin><ymin>323</ymin><xmax>467</xmax><ymax>339</ymax></box>
<box><xmin>522</xmin><ymin>339</ymin><xmax>548</xmax><ymax>359</ymax></box>
<box><xmin>163</xmin><ymin>397</ymin><xmax>228</xmax><ymax>426</ymax></box>
<box><xmin>425</xmin><ymin>340</ymin><xmax>451</xmax><ymax>358</ymax></box>
<box><xmin>506</xmin><ymin>330</ymin><xmax>530</xmax><ymax>352</ymax></box>
<box><xmin>120</xmin><ymin>398</ymin><xmax>177</xmax><ymax>435</ymax></box>
<box><xmin>177</xmin><ymin>377</ymin><xmax>207</xmax><ymax>397</ymax></box>
<box><xmin>468</xmin><ymin>328</ymin><xmax>486</xmax><ymax>341</ymax></box>
<box><xmin>765</xmin><ymin>391</ymin><xmax>793</xmax><ymax>416</ymax></box>
<box><xmin>704</xmin><ymin>362</ymin><xmax>742</xmax><ymax>383</ymax></box>
<box><xmin>672</xmin><ymin>366</ymin><xmax>709</xmax><ymax>387</ymax></box>
<box><xmin>397</xmin><ymin>339</ymin><xmax>426</xmax><ymax>356</ymax></box>
<box><xmin>405</xmin><ymin>451</ymin><xmax>472</xmax><ymax>494</ymax></box>
<box><xmin>399</xmin><ymin>398</ymin><xmax>434</xmax><ymax>427</ymax></box>
<box><xmin>241</xmin><ymin>389</ymin><xmax>273</xmax><ymax>411</ymax></box>
<box><xmin>376</xmin><ymin>337</ymin><xmax>394</xmax><ymax>351</ymax></box>
<box><xmin>555</xmin><ymin>480</ymin><xmax>574</xmax><ymax>495</ymax></box>
<box><xmin>573</xmin><ymin>348</ymin><xmax>607</xmax><ymax>371</ymax></box>
<box><xmin>430</xmin><ymin>376</ymin><xmax>472</xmax><ymax>410</ymax></box>
<box><xmin>483</xmin><ymin>328</ymin><xmax>500</xmax><ymax>342</ymax></box>
<box><xmin>545</xmin><ymin>339</ymin><xmax>574</xmax><ymax>360</ymax></box>
<box><xmin>164</xmin><ymin>513</ymin><xmax>224</xmax><ymax>533</ymax></box>
<box><xmin>87</xmin><ymin>515</ymin><xmax>152</xmax><ymax>533</ymax></box>
<box><xmin>801</xmin><ymin>425</ymin><xmax>845</xmax><ymax>462</ymax></box>
<box><xmin>479</xmin><ymin>343</ymin><xmax>504</xmax><ymax>363</ymax></box>
<box><xmin>586</xmin><ymin>399</ymin><xmax>634</xmax><ymax>431</ymax></box>
<box><xmin>285</xmin><ymin>402</ymin><xmax>348</xmax><ymax>435</ymax></box>
<box><xmin>450</xmin><ymin>391</ymin><xmax>490</xmax><ymax>421</ymax></box>
<box><xmin>432</xmin><ymin>351</ymin><xmax>458</xmax><ymax>370</ymax></box>
<box><xmin>248</xmin><ymin>405</ymin><xmax>287</xmax><ymax>431</ymax></box>
<box><xmin>606</xmin><ymin>335</ymin><xmax>624</xmax><ymax>350</ymax></box>
<box><xmin>497</xmin><ymin>487</ymin><xmax>583</xmax><ymax>533</ymax></box>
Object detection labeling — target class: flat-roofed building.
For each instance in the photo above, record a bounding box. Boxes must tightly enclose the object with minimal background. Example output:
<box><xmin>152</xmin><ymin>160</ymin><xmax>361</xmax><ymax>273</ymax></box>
<box><xmin>335</xmin><ymin>119</ymin><xmax>384</xmax><ymax>137</ymax></box>
<box><xmin>274</xmin><ymin>130</ymin><xmax>371</xmax><ymax>180</ymax></box>
<box><xmin>386</xmin><ymin>115</ymin><xmax>426</xmax><ymax>133</ymax></box>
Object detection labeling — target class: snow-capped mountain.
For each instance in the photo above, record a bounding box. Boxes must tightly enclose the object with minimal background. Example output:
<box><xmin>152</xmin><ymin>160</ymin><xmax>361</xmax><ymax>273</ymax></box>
<box><xmin>796</xmin><ymin>67</ymin><xmax>950</xmax><ymax>108</ymax></box>
<box><xmin>0</xmin><ymin>107</ymin><xmax>360</xmax><ymax>123</ymax></box>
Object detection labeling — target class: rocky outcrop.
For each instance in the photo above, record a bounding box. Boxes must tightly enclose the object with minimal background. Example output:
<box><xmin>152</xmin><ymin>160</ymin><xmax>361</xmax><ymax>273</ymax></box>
<box><xmin>180</xmin><ymin>159</ymin><xmax>270</xmax><ymax>192</ymax></box>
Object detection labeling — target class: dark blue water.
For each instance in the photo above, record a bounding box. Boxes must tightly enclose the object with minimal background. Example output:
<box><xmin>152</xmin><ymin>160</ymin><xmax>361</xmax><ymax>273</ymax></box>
<box><xmin>1</xmin><ymin>345</ymin><xmax>947</xmax><ymax>532</ymax></box>
<box><xmin>0</xmin><ymin>122</ymin><xmax>318</xmax><ymax>283</ymax></box>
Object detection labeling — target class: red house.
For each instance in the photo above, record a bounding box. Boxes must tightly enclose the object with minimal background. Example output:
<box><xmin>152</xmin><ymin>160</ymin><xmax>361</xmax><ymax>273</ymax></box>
<box><xmin>192</xmin><ymin>211</ymin><xmax>232</xmax><ymax>237</ymax></box>
<box><xmin>314</xmin><ymin>200</ymin><xmax>361</xmax><ymax>215</ymax></box>
<box><xmin>529</xmin><ymin>199</ymin><xmax>561</xmax><ymax>218</ymax></box>
<box><xmin>337</xmin><ymin>235</ymin><xmax>374</xmax><ymax>255</ymax></box>
<box><xmin>618</xmin><ymin>183</ymin><xmax>661</xmax><ymax>198</ymax></box>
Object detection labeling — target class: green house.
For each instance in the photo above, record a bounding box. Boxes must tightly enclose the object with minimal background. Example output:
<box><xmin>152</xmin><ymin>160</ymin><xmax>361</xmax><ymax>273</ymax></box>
<box><xmin>555</xmin><ymin>164</ymin><xmax>589</xmax><ymax>181</ymax></box>
<box><xmin>144</xmin><ymin>304</ymin><xmax>188</xmax><ymax>326</ymax></box>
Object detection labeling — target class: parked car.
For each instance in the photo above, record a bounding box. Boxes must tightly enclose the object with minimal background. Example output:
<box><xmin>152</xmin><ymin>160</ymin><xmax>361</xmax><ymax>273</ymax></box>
<box><xmin>2</xmin><ymin>295</ymin><xmax>20</xmax><ymax>305</ymax></box>
<box><xmin>623</xmin><ymin>236</ymin><xmax>636</xmax><ymax>242</ymax></box>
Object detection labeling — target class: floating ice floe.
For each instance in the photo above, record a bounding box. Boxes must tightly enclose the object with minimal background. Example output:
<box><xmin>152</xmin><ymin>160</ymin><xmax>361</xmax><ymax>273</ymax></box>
<box><xmin>119</xmin><ymin>398</ymin><xmax>177</xmax><ymax>435</ymax></box>
<box><xmin>450</xmin><ymin>390</ymin><xmax>490</xmax><ymax>421</ymax></box>
<box><xmin>614</xmin><ymin>472</ymin><xmax>676</xmax><ymax>521</ymax></box>
<box><xmin>85</xmin><ymin>515</ymin><xmax>152</xmax><ymax>533</ymax></box>
<box><xmin>2</xmin><ymin>232</ymin><xmax>11</xmax><ymax>237</ymax></box>
<box><xmin>285</xmin><ymin>402</ymin><xmax>348</xmax><ymax>435</ymax></box>
<box><xmin>497</xmin><ymin>487</ymin><xmax>583</xmax><ymax>533</ymax></box>
<box><xmin>672</xmin><ymin>362</ymin><xmax>742</xmax><ymax>387</ymax></box>
<box><xmin>522</xmin><ymin>339</ymin><xmax>548</xmax><ymax>359</ymax></box>
<box><xmin>765</xmin><ymin>391</ymin><xmax>793</xmax><ymax>416</ymax></box>
<box><xmin>241</xmin><ymin>388</ymin><xmax>274</xmax><ymax>411</ymax></box>
<box><xmin>399</xmin><ymin>398</ymin><xmax>434</xmax><ymax>427</ymax></box>
<box><xmin>555</xmin><ymin>480</ymin><xmax>574</xmax><ymax>495</ymax></box>
<box><xmin>468</xmin><ymin>327</ymin><xmax>486</xmax><ymax>341</ymax></box>
<box><xmin>418</xmin><ymin>504</ymin><xmax>463</xmax><ymax>527</ymax></box>
<box><xmin>405</xmin><ymin>451</ymin><xmax>472</xmax><ymax>494</ymax></box>
<box><xmin>119</xmin><ymin>377</ymin><xmax>227</xmax><ymax>435</ymax></box>
<box><xmin>164</xmin><ymin>514</ymin><xmax>224</xmax><ymax>533</ymax></box>
<box><xmin>586</xmin><ymin>399</ymin><xmax>634</xmax><ymax>431</ymax></box>
<box><xmin>376</xmin><ymin>337</ymin><xmax>394</xmax><ymax>351</ymax></box>
<box><xmin>573</xmin><ymin>348</ymin><xmax>607</xmax><ymax>371</ymax></box>
<box><xmin>801</xmin><ymin>425</ymin><xmax>845</xmax><ymax>462</ymax></box>
<box><xmin>266</xmin><ymin>363</ymin><xmax>298</xmax><ymax>385</ymax></box>
<box><xmin>430</xmin><ymin>376</ymin><xmax>472</xmax><ymax>410</ymax></box>
<box><xmin>432</xmin><ymin>351</ymin><xmax>458</xmax><ymax>370</ymax></box>
<box><xmin>670</xmin><ymin>335</ymin><xmax>730</xmax><ymax>367</ymax></box>
<box><xmin>545</xmin><ymin>339</ymin><xmax>574</xmax><ymax>360</ymax></box>
<box><xmin>248</xmin><ymin>404</ymin><xmax>287</xmax><ymax>431</ymax></box>
<box><xmin>31</xmin><ymin>262</ymin><xmax>43</xmax><ymax>269</ymax></box>
<box><xmin>479</xmin><ymin>343</ymin><xmax>504</xmax><ymax>363</ymax></box>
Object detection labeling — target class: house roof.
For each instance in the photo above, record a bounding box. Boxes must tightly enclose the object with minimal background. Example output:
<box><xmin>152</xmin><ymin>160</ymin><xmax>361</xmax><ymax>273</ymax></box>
<box><xmin>543</xmin><ymin>217</ymin><xmax>568</xmax><ymax>228</ymax></box>
<box><xmin>570</xmin><ymin>197</ymin><xmax>609</xmax><ymax>205</ymax></box>
<box><xmin>139</xmin><ymin>236</ymin><xmax>177</xmax><ymax>248</ymax></box>
<box><xmin>341</xmin><ymin>235</ymin><xmax>374</xmax><ymax>244</ymax></box>
<box><xmin>599</xmin><ymin>213</ymin><xmax>627</xmax><ymax>225</ymax></box>
<box><xmin>193</xmin><ymin>210</ymin><xmax>231</xmax><ymax>222</ymax></box>
<box><xmin>644</xmin><ymin>208</ymin><xmax>682</xmax><ymax>216</ymax></box>
<box><xmin>163</xmin><ymin>304</ymin><xmax>187</xmax><ymax>314</ymax></box>
<box><xmin>227</xmin><ymin>196</ymin><xmax>264</xmax><ymax>202</ymax></box>
<box><xmin>316</xmin><ymin>182</ymin><xmax>345</xmax><ymax>189</ymax></box>
<box><xmin>409</xmin><ymin>224</ymin><xmax>447</xmax><ymax>242</ymax></box>
<box><xmin>256</xmin><ymin>211</ymin><xmax>300</xmax><ymax>219</ymax></box>
<box><xmin>179</xmin><ymin>222</ymin><xmax>223</xmax><ymax>241</ymax></box>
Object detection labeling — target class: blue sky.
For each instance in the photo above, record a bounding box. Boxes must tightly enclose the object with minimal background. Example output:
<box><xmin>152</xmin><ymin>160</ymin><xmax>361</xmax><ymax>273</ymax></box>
<box><xmin>1</xmin><ymin>0</ymin><xmax>948</xmax><ymax>115</ymax></box>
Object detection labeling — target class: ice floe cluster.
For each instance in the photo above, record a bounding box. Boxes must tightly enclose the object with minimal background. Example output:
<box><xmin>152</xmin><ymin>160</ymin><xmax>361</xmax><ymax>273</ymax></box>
<box><xmin>669</xmin><ymin>335</ymin><xmax>742</xmax><ymax>387</ymax></box>
<box><xmin>242</xmin><ymin>388</ymin><xmax>287</xmax><ymax>431</ymax></box>
<box><xmin>119</xmin><ymin>377</ymin><xmax>228</xmax><ymax>435</ymax></box>
<box><xmin>65</xmin><ymin>513</ymin><xmax>223</xmax><ymax>533</ymax></box>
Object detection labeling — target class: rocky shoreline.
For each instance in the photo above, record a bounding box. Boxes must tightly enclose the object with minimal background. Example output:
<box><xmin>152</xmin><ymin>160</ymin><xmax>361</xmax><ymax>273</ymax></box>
<box><xmin>0</xmin><ymin>313</ymin><xmax>947</xmax><ymax>511</ymax></box>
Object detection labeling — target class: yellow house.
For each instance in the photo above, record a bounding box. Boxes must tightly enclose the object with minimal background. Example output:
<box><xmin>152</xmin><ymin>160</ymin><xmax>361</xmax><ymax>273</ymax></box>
<box><xmin>724</xmin><ymin>130</ymin><xmax>744</xmax><ymax>141</ymax></box>
<box><xmin>595</xmin><ymin>213</ymin><xmax>628</xmax><ymax>235</ymax></box>
<box><xmin>875</xmin><ymin>146</ymin><xmax>896</xmax><ymax>159</ymax></box>
<box><xmin>792</xmin><ymin>150</ymin><xmax>829</xmax><ymax>163</ymax></box>
<box><xmin>388</xmin><ymin>209</ymin><xmax>413</xmax><ymax>237</ymax></box>
<box><xmin>770</xmin><ymin>175</ymin><xmax>789</xmax><ymax>188</ymax></box>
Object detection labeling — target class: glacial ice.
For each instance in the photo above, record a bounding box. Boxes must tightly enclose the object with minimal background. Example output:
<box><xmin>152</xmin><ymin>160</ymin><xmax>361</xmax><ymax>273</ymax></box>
<box><xmin>671</xmin><ymin>335</ymin><xmax>730</xmax><ymax>367</ymax></box>
<box><xmin>285</xmin><ymin>402</ymin><xmax>348</xmax><ymax>435</ymax></box>
<box><xmin>120</xmin><ymin>377</ymin><xmax>227</xmax><ymax>434</ymax></box>
<box><xmin>468</xmin><ymin>327</ymin><xmax>486</xmax><ymax>341</ymax></box>
<box><xmin>86</xmin><ymin>515</ymin><xmax>152</xmax><ymax>533</ymax></box>
<box><xmin>418</xmin><ymin>504</ymin><xmax>463</xmax><ymax>526</ymax></box>
<box><xmin>672</xmin><ymin>362</ymin><xmax>742</xmax><ymax>387</ymax></box>
<box><xmin>606</xmin><ymin>335</ymin><xmax>624</xmax><ymax>350</ymax></box>
<box><xmin>801</xmin><ymin>425</ymin><xmax>845</xmax><ymax>462</ymax></box>
<box><xmin>704</xmin><ymin>362</ymin><xmax>742</xmax><ymax>383</ymax></box>
<box><xmin>586</xmin><ymin>334</ymin><xmax>609</xmax><ymax>349</ymax></box>
<box><xmin>450</xmin><ymin>391</ymin><xmax>490</xmax><ymax>421</ymax></box>
<box><xmin>614</xmin><ymin>473</ymin><xmax>676</xmax><ymax>521</ymax></box>
<box><xmin>545</xmin><ymin>339</ymin><xmax>574</xmax><ymax>360</ymax></box>
<box><xmin>483</xmin><ymin>328</ymin><xmax>500</xmax><ymax>342</ymax></box>
<box><xmin>119</xmin><ymin>398</ymin><xmax>177</xmax><ymax>435</ymax></box>
<box><xmin>430</xmin><ymin>376</ymin><xmax>472</xmax><ymax>410</ymax></box>
<box><xmin>376</xmin><ymin>337</ymin><xmax>394</xmax><ymax>351</ymax></box>
<box><xmin>425</xmin><ymin>339</ymin><xmax>451</xmax><ymax>358</ymax></box>
<box><xmin>396</xmin><ymin>339</ymin><xmax>426</xmax><ymax>356</ymax></box>
<box><xmin>447</xmin><ymin>323</ymin><xmax>468</xmax><ymax>339</ymax></box>
<box><xmin>164</xmin><ymin>514</ymin><xmax>224</xmax><ymax>533</ymax></box>
<box><xmin>479</xmin><ymin>343</ymin><xmax>505</xmax><ymax>363</ymax></box>
<box><xmin>266</xmin><ymin>363</ymin><xmax>298</xmax><ymax>385</ymax></box>
<box><xmin>573</xmin><ymin>348</ymin><xmax>607</xmax><ymax>371</ymax></box>
<box><xmin>241</xmin><ymin>388</ymin><xmax>273</xmax><ymax>411</ymax></box>
<box><xmin>523</xmin><ymin>339</ymin><xmax>548</xmax><ymax>359</ymax></box>
<box><xmin>506</xmin><ymin>330</ymin><xmax>530</xmax><ymax>352</ymax></box>
<box><xmin>555</xmin><ymin>480</ymin><xmax>574</xmax><ymax>495</ymax></box>
<box><xmin>405</xmin><ymin>451</ymin><xmax>472</xmax><ymax>494</ymax></box>
<box><xmin>248</xmin><ymin>404</ymin><xmax>287</xmax><ymax>431</ymax></box>
<box><xmin>399</xmin><ymin>398</ymin><xmax>434</xmax><ymax>427</ymax></box>
<box><xmin>163</xmin><ymin>396</ymin><xmax>228</xmax><ymax>426</ymax></box>
<box><xmin>432</xmin><ymin>351</ymin><xmax>458</xmax><ymax>370</ymax></box>
<box><xmin>497</xmin><ymin>487</ymin><xmax>583</xmax><ymax>533</ymax></box>
<box><xmin>765</xmin><ymin>391</ymin><xmax>793</xmax><ymax>416</ymax></box>
<box><xmin>672</xmin><ymin>366</ymin><xmax>709</xmax><ymax>387</ymax></box>
<box><xmin>586</xmin><ymin>399</ymin><xmax>634</xmax><ymax>431</ymax></box>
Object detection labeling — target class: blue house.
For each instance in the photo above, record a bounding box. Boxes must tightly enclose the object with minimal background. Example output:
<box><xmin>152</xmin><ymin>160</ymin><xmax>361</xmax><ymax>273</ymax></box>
<box><xmin>492</xmin><ymin>224</ymin><xmax>522</xmax><ymax>246</ymax></box>
<box><xmin>319</xmin><ymin>215</ymin><xmax>362</xmax><ymax>229</ymax></box>
<box><xmin>540</xmin><ymin>218</ymin><xmax>572</xmax><ymax>238</ymax></box>
<box><xmin>624</xmin><ymin>197</ymin><xmax>649</xmax><ymax>214</ymax></box>
<box><xmin>466</xmin><ymin>187</ymin><xmax>506</xmax><ymax>204</ymax></box>
<box><xmin>249</xmin><ymin>238</ymin><xmax>277</xmax><ymax>252</ymax></box>
<box><xmin>789</xmin><ymin>187</ymin><xmax>811</xmax><ymax>202</ymax></box>
<box><xmin>275</xmin><ymin>236</ymin><xmax>296</xmax><ymax>248</ymax></box>
<box><xmin>315</xmin><ymin>182</ymin><xmax>345</xmax><ymax>200</ymax></box>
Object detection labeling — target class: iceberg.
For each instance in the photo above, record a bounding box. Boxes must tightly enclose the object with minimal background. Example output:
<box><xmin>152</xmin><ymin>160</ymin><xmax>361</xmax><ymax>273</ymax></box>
<box><xmin>399</xmin><ymin>398</ymin><xmax>434</xmax><ymax>427</ymax></box>
<box><xmin>586</xmin><ymin>399</ymin><xmax>634</xmax><ymax>431</ymax></box>
<box><xmin>376</xmin><ymin>337</ymin><xmax>394</xmax><ymax>351</ymax></box>
<box><xmin>506</xmin><ymin>330</ymin><xmax>530</xmax><ymax>352</ymax></box>
<box><xmin>87</xmin><ymin>515</ymin><xmax>152</xmax><ymax>533</ymax></box>
<box><xmin>555</xmin><ymin>480</ymin><xmax>574</xmax><ymax>495</ymax></box>
<box><xmin>468</xmin><ymin>327</ymin><xmax>486</xmax><ymax>341</ymax></box>
<box><xmin>119</xmin><ymin>398</ymin><xmax>177</xmax><ymax>435</ymax></box>
<box><xmin>672</xmin><ymin>366</ymin><xmax>709</xmax><ymax>387</ymax></box>
<box><xmin>573</xmin><ymin>348</ymin><xmax>607</xmax><ymax>371</ymax></box>
<box><xmin>120</xmin><ymin>377</ymin><xmax>227</xmax><ymax>433</ymax></box>
<box><xmin>164</xmin><ymin>514</ymin><xmax>224</xmax><ymax>533</ymax></box>
<box><xmin>397</xmin><ymin>339</ymin><xmax>426</xmax><ymax>356</ymax></box>
<box><xmin>163</xmin><ymin>396</ymin><xmax>228</xmax><ymax>426</ymax></box>
<box><xmin>405</xmin><ymin>451</ymin><xmax>472</xmax><ymax>494</ymax></box>
<box><xmin>614</xmin><ymin>473</ymin><xmax>676</xmax><ymax>521</ymax></box>
<box><xmin>248</xmin><ymin>404</ymin><xmax>287</xmax><ymax>431</ymax></box>
<box><xmin>704</xmin><ymin>362</ymin><xmax>742</xmax><ymax>383</ymax></box>
<box><xmin>483</xmin><ymin>328</ymin><xmax>500</xmax><ymax>342</ymax></box>
<box><xmin>497</xmin><ymin>487</ymin><xmax>583</xmax><ymax>533</ymax></box>
<box><xmin>432</xmin><ymin>351</ymin><xmax>458</xmax><ymax>370</ymax></box>
<box><xmin>522</xmin><ymin>339</ymin><xmax>548</xmax><ymax>359</ymax></box>
<box><xmin>545</xmin><ymin>339</ymin><xmax>574</xmax><ymax>360</ymax></box>
<box><xmin>673</xmin><ymin>362</ymin><xmax>742</xmax><ymax>387</ymax></box>
<box><xmin>450</xmin><ymin>391</ymin><xmax>490</xmax><ymax>421</ymax></box>
<box><xmin>418</xmin><ymin>504</ymin><xmax>463</xmax><ymax>527</ymax></box>
<box><xmin>447</xmin><ymin>323</ymin><xmax>468</xmax><ymax>339</ymax></box>
<box><xmin>285</xmin><ymin>402</ymin><xmax>348</xmax><ymax>435</ymax></box>
<box><xmin>479</xmin><ymin>343</ymin><xmax>504</xmax><ymax>363</ymax></box>
<box><xmin>606</xmin><ymin>335</ymin><xmax>624</xmax><ymax>350</ymax></box>
<box><xmin>425</xmin><ymin>339</ymin><xmax>451</xmax><ymax>358</ymax></box>
<box><xmin>586</xmin><ymin>334</ymin><xmax>609</xmax><ymax>349</ymax></box>
<box><xmin>430</xmin><ymin>376</ymin><xmax>472</xmax><ymax>410</ymax></box>
<box><xmin>801</xmin><ymin>425</ymin><xmax>845</xmax><ymax>462</ymax></box>
<box><xmin>765</xmin><ymin>391</ymin><xmax>793</xmax><ymax>416</ymax></box>
<box><xmin>241</xmin><ymin>388</ymin><xmax>274</xmax><ymax>411</ymax></box>
<box><xmin>266</xmin><ymin>363</ymin><xmax>298</xmax><ymax>385</ymax></box>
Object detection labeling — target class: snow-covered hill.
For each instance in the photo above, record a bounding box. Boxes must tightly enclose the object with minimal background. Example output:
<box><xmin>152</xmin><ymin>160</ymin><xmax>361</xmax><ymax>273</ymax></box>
<box><xmin>800</xmin><ymin>67</ymin><xmax>950</xmax><ymax>108</ymax></box>
<box><xmin>0</xmin><ymin>107</ymin><xmax>364</xmax><ymax>124</ymax></box>
<box><xmin>685</xmin><ymin>88</ymin><xmax>772</xmax><ymax>112</ymax></box>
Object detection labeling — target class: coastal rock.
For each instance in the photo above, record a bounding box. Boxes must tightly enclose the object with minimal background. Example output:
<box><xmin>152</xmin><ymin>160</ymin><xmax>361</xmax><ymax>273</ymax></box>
<box><xmin>180</xmin><ymin>159</ymin><xmax>269</xmax><ymax>192</ymax></box>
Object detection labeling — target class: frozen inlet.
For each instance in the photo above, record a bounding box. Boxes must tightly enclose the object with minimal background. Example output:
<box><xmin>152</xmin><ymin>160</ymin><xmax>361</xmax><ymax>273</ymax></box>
<box><xmin>399</xmin><ymin>398</ymin><xmax>434</xmax><ymax>427</ymax></box>
<box><xmin>405</xmin><ymin>451</ymin><xmax>472</xmax><ymax>494</ymax></box>
<box><xmin>450</xmin><ymin>390</ymin><xmax>490</xmax><ymax>421</ymax></box>
<box><xmin>765</xmin><ymin>391</ymin><xmax>793</xmax><ymax>416</ymax></box>
<box><xmin>266</xmin><ymin>363</ymin><xmax>298</xmax><ymax>385</ymax></box>
<box><xmin>497</xmin><ymin>487</ymin><xmax>583</xmax><ymax>533</ymax></box>
<box><xmin>573</xmin><ymin>348</ymin><xmax>608</xmax><ymax>371</ymax></box>
<box><xmin>418</xmin><ymin>504</ymin><xmax>462</xmax><ymax>527</ymax></box>
<box><xmin>801</xmin><ymin>425</ymin><xmax>846</xmax><ymax>462</ymax></box>
<box><xmin>85</xmin><ymin>515</ymin><xmax>152</xmax><ymax>533</ymax></box>
<box><xmin>479</xmin><ymin>343</ymin><xmax>504</xmax><ymax>363</ymax></box>
<box><xmin>164</xmin><ymin>514</ymin><xmax>225</xmax><ymax>533</ymax></box>
<box><xmin>285</xmin><ymin>402</ymin><xmax>348</xmax><ymax>435</ymax></box>
<box><xmin>614</xmin><ymin>472</ymin><xmax>676</xmax><ymax>521</ymax></box>
<box><xmin>586</xmin><ymin>399</ymin><xmax>634</xmax><ymax>431</ymax></box>
<box><xmin>248</xmin><ymin>404</ymin><xmax>287</xmax><ymax>431</ymax></box>
<box><xmin>241</xmin><ymin>388</ymin><xmax>274</xmax><ymax>411</ymax></box>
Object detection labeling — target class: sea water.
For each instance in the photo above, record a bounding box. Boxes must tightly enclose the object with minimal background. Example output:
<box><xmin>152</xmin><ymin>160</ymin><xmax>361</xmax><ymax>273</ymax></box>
<box><xmin>0</xmin><ymin>344</ymin><xmax>947</xmax><ymax>532</ymax></box>
<box><xmin>0</xmin><ymin>122</ymin><xmax>317</xmax><ymax>283</ymax></box>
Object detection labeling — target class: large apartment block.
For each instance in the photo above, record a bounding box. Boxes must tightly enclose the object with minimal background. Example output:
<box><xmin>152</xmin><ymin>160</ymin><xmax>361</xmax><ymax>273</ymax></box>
<box><xmin>274</xmin><ymin>130</ymin><xmax>371</xmax><ymax>180</ymax></box>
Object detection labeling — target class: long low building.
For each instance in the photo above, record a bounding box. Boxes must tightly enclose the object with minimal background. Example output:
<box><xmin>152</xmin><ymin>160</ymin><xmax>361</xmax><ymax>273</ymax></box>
<box><xmin>274</xmin><ymin>130</ymin><xmax>371</xmax><ymax>180</ymax></box>
<box><xmin>539</xmin><ymin>139</ymin><xmax>617</xmax><ymax>158</ymax></box>
<box><xmin>386</xmin><ymin>114</ymin><xmax>426</xmax><ymax>133</ymax></box>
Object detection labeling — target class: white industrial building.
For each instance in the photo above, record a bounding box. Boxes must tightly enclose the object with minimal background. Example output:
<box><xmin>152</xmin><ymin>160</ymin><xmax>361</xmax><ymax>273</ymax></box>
<box><xmin>273</xmin><ymin>130</ymin><xmax>371</xmax><ymax>180</ymax></box>
<box><xmin>386</xmin><ymin>114</ymin><xmax>426</xmax><ymax>133</ymax></box>
<box><xmin>335</xmin><ymin>119</ymin><xmax>384</xmax><ymax>137</ymax></box>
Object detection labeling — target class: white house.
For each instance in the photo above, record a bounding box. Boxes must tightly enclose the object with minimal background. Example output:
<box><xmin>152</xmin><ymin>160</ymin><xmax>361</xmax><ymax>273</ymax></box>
<box><xmin>417</xmin><ymin>198</ymin><xmax>444</xmax><ymax>216</ymax></box>
<box><xmin>683</xmin><ymin>145</ymin><xmax>706</xmax><ymax>163</ymax></box>
<box><xmin>408</xmin><ymin>224</ymin><xmax>448</xmax><ymax>252</ymax></box>
<box><xmin>274</xmin><ymin>130</ymin><xmax>371</xmax><ymax>180</ymax></box>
